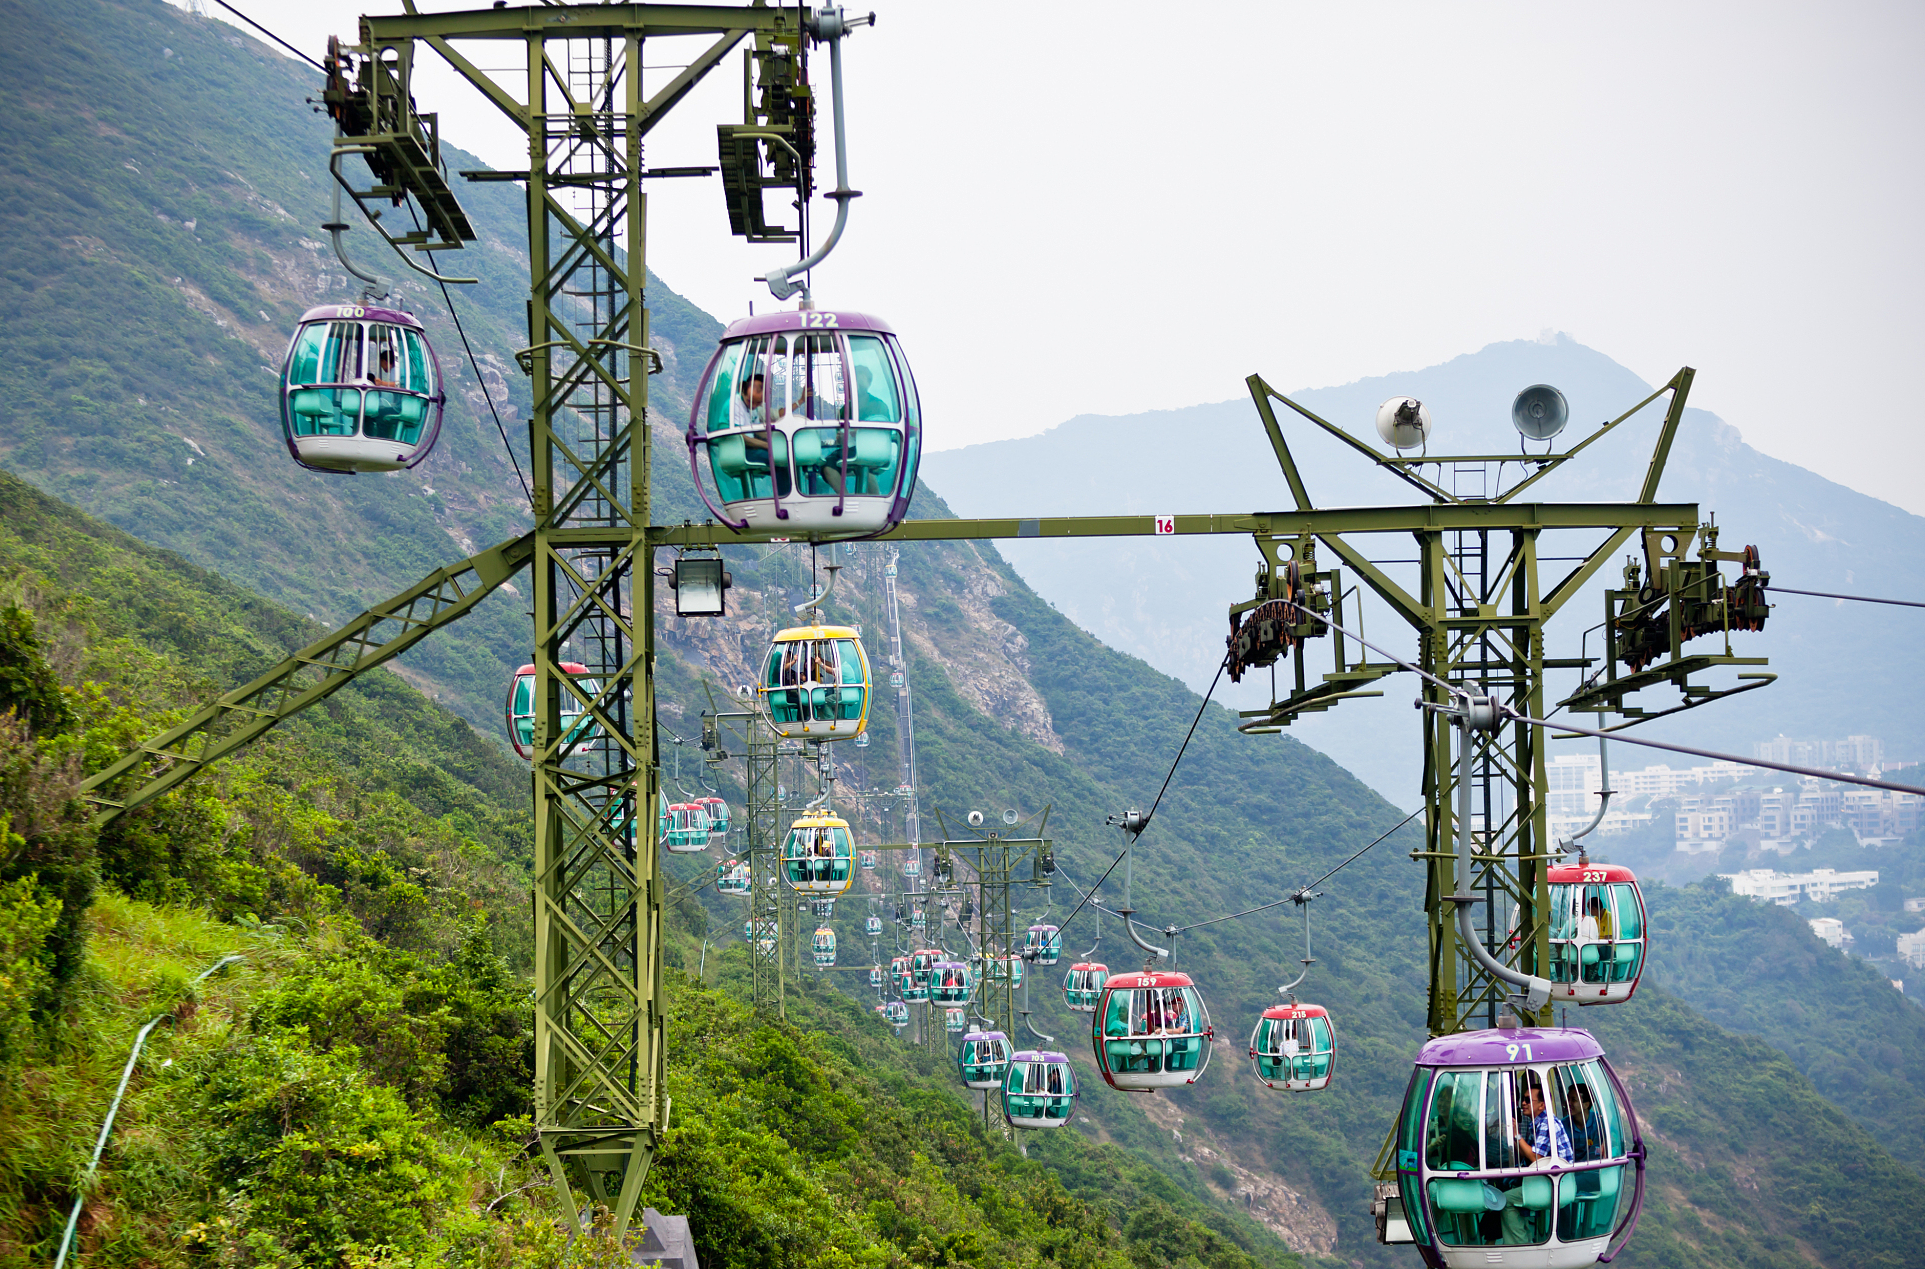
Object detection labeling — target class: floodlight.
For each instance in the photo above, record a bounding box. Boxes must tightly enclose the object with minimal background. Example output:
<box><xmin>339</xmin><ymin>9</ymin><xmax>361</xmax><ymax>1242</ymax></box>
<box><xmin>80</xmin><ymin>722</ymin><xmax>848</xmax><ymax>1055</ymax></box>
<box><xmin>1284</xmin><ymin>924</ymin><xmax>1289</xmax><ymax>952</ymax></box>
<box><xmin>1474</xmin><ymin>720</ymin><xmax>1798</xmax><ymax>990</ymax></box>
<box><xmin>672</xmin><ymin>554</ymin><xmax>731</xmax><ymax>616</ymax></box>
<box><xmin>1512</xmin><ymin>384</ymin><xmax>1569</xmax><ymax>441</ymax></box>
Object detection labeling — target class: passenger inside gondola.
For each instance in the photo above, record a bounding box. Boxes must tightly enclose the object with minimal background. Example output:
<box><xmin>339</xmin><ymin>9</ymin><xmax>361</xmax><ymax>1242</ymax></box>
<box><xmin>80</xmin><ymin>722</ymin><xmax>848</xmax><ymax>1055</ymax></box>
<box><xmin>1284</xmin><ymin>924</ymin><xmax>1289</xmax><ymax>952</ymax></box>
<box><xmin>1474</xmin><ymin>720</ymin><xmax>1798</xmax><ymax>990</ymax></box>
<box><xmin>1101</xmin><ymin>986</ymin><xmax>1205</xmax><ymax>1075</ymax></box>
<box><xmin>766</xmin><ymin>638</ymin><xmax>865</xmax><ymax>726</ymax></box>
<box><xmin>1551</xmin><ymin>881</ymin><xmax>1642</xmax><ymax>987</ymax></box>
<box><xmin>1254</xmin><ymin>1013</ymin><xmax>1334</xmax><ymax>1084</ymax></box>
<box><xmin>1422</xmin><ymin>1060</ymin><xmax>1631</xmax><ymax>1250</ymax></box>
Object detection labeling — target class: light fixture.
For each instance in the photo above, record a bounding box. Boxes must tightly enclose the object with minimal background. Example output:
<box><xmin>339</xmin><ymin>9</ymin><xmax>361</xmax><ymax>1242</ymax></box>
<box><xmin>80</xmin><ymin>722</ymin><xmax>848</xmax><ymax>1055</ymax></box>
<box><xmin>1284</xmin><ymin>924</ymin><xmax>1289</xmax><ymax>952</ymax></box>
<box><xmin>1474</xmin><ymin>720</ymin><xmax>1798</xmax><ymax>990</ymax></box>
<box><xmin>671</xmin><ymin>551</ymin><xmax>731</xmax><ymax>616</ymax></box>
<box><xmin>1512</xmin><ymin>384</ymin><xmax>1569</xmax><ymax>442</ymax></box>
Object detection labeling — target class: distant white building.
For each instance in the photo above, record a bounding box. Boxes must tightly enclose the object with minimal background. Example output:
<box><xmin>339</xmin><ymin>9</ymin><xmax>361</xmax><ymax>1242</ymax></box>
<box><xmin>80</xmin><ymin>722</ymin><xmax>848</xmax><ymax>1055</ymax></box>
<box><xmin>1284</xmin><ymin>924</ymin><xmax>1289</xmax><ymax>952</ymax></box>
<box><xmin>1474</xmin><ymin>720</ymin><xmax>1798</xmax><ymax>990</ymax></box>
<box><xmin>1905</xmin><ymin>898</ymin><xmax>1925</xmax><ymax>914</ymax></box>
<box><xmin>1897</xmin><ymin>930</ymin><xmax>1925</xmax><ymax>970</ymax></box>
<box><xmin>1755</xmin><ymin>735</ymin><xmax>1884</xmax><ymax>771</ymax></box>
<box><xmin>1809</xmin><ymin>917</ymin><xmax>1847</xmax><ymax>949</ymax></box>
<box><xmin>1722</xmin><ymin>868</ymin><xmax>1880</xmax><ymax>905</ymax></box>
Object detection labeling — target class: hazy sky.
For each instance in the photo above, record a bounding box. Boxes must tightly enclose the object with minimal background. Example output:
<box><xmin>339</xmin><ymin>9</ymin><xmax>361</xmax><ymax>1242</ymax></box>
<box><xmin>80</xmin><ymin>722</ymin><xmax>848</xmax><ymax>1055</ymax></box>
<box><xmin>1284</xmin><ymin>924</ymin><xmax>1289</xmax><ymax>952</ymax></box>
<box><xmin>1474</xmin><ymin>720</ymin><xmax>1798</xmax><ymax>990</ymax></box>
<box><xmin>218</xmin><ymin>0</ymin><xmax>1925</xmax><ymax>516</ymax></box>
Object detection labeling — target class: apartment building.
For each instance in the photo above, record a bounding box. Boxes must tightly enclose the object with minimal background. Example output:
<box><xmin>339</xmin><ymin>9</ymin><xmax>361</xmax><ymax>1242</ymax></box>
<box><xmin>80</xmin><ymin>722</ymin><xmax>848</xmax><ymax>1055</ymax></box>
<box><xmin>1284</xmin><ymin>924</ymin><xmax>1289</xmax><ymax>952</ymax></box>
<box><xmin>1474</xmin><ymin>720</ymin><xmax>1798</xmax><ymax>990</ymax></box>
<box><xmin>1898</xmin><ymin>930</ymin><xmax>1925</xmax><ymax>970</ymax></box>
<box><xmin>1722</xmin><ymin>868</ymin><xmax>1880</xmax><ymax>904</ymax></box>
<box><xmin>1755</xmin><ymin>734</ymin><xmax>1884</xmax><ymax>771</ymax></box>
<box><xmin>1809</xmin><ymin>917</ymin><xmax>1847</xmax><ymax>949</ymax></box>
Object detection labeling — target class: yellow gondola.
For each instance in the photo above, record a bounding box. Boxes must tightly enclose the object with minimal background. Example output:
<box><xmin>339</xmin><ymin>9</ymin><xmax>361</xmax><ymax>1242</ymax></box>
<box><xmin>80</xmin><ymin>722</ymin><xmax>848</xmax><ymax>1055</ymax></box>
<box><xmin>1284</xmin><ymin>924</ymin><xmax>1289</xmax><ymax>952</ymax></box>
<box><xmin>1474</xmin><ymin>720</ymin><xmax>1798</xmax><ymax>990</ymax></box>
<box><xmin>781</xmin><ymin>813</ymin><xmax>856</xmax><ymax>895</ymax></box>
<box><xmin>760</xmin><ymin>622</ymin><xmax>872</xmax><ymax>740</ymax></box>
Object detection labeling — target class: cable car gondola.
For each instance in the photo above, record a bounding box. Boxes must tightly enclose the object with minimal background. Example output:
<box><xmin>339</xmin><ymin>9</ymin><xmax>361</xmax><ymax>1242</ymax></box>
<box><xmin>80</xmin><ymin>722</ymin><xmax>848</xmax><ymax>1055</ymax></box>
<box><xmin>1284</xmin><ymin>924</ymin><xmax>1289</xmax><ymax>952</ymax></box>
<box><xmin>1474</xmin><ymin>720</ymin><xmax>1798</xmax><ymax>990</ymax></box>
<box><xmin>1392</xmin><ymin>1028</ymin><xmax>1643</xmax><ymax>1267</ymax></box>
<box><xmin>865</xmin><ymin>914</ymin><xmax>883</xmax><ymax>938</ymax></box>
<box><xmin>902</xmin><ymin>855</ymin><xmax>922</xmax><ymax>877</ymax></box>
<box><xmin>686</xmin><ymin>310</ymin><xmax>922</xmax><ymax>535</ymax></box>
<box><xmin>781</xmin><ymin>814</ymin><xmax>855</xmax><ymax>895</ymax></box>
<box><xmin>1063</xmin><ymin>962</ymin><xmax>1108</xmax><ymax>1013</ymax></box>
<box><xmin>860</xmin><ymin>850</ymin><xmax>879</xmax><ymax>870</ymax></box>
<box><xmin>759</xmin><ymin>622</ymin><xmax>872</xmax><ymax>741</ymax></box>
<box><xmin>931</xmin><ymin>960</ymin><xmax>972</xmax><ymax>1005</ymax></box>
<box><xmin>1091</xmin><ymin>970</ymin><xmax>1213</xmax><ymax>1091</ymax></box>
<box><xmin>1002</xmin><ymin>1051</ymin><xmax>1077</xmax><ymax>1130</ymax></box>
<box><xmin>888</xmin><ymin>956</ymin><xmax>911</xmax><ymax>991</ymax></box>
<box><xmin>868</xmin><ymin>965</ymin><xmax>882</xmax><ymax>987</ymax></box>
<box><xmin>280</xmin><ymin>303</ymin><xmax>446</xmax><ymax>473</ymax></box>
<box><xmin>943</xmin><ymin>1006</ymin><xmax>967</xmax><ymax>1034</ymax></box>
<box><xmin>1546</xmin><ymin>864</ymin><xmax>1646</xmax><ymax>1004</ymax></box>
<box><xmin>958</xmin><ymin>1029</ymin><xmax>1013</xmax><ymax>1090</ymax></box>
<box><xmin>748</xmin><ymin>917</ymin><xmax>778</xmax><ymax>954</ymax></box>
<box><xmin>1025</xmin><ymin>924</ymin><xmax>1062</xmax><ymax>967</ymax></box>
<box><xmin>717</xmin><ymin>859</ymin><xmax>753</xmax><ymax>895</ymax></box>
<box><xmin>505</xmin><ymin>662</ymin><xmax>602</xmax><ymax>760</ymax></box>
<box><xmin>665</xmin><ymin>802</ymin><xmax>711</xmax><ymax>852</ymax></box>
<box><xmin>1250</xmin><ymin>1003</ymin><xmax>1336</xmax><ymax>1091</ymax></box>
<box><xmin>885</xmin><ymin>1000</ymin><xmax>910</xmax><ymax>1028</ymax></box>
<box><xmin>813</xmin><ymin>926</ymin><xmax>837</xmax><ymax>968</ymax></box>
<box><xmin>698</xmin><ymin>796</ymin><xmax>731</xmax><ymax>841</ymax></box>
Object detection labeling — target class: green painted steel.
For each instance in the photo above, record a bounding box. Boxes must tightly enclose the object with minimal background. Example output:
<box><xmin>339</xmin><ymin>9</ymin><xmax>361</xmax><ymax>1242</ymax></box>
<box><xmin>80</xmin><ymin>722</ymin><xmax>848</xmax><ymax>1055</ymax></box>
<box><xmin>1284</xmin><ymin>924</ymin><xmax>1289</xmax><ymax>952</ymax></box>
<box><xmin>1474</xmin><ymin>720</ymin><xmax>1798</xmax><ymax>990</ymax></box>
<box><xmin>646</xmin><ymin>502</ymin><xmax>1707</xmax><ymax>547</ymax></box>
<box><xmin>71</xmin><ymin>6</ymin><xmax>1781</xmax><ymax>1252</ymax></box>
<box><xmin>1233</xmin><ymin>370</ymin><xmax>1771</xmax><ymax>1047</ymax></box>
<box><xmin>79</xmin><ymin>534</ymin><xmax>534</xmax><ymax>820</ymax></box>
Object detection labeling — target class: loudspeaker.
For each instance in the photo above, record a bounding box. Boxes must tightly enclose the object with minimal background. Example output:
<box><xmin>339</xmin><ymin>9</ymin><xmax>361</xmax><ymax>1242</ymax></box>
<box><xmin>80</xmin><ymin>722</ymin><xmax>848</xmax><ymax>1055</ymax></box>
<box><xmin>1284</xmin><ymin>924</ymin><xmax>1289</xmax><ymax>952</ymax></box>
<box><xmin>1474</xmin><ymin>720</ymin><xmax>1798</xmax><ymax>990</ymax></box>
<box><xmin>1374</xmin><ymin>397</ymin><xmax>1432</xmax><ymax>450</ymax></box>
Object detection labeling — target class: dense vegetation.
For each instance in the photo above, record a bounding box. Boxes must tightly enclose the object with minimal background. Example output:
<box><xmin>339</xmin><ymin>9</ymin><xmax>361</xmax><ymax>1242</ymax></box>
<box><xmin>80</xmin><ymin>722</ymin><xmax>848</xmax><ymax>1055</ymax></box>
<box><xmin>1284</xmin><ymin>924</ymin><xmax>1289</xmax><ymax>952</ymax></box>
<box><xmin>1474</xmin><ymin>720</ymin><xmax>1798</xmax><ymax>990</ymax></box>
<box><xmin>1</xmin><ymin>2</ymin><xmax>1922</xmax><ymax>1266</ymax></box>
<box><xmin>0</xmin><ymin>468</ymin><xmax>1313</xmax><ymax>1267</ymax></box>
<box><xmin>1640</xmin><ymin>878</ymin><xmax>1925</xmax><ymax>1177</ymax></box>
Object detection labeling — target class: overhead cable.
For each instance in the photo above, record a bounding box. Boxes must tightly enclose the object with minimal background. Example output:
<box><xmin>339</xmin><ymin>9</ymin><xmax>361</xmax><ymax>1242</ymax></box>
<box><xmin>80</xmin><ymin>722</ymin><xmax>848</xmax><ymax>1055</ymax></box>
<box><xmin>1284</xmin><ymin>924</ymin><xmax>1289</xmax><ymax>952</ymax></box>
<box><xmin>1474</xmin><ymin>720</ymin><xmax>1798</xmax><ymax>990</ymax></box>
<box><xmin>1053</xmin><ymin>845</ymin><xmax>1131</xmax><ymax>935</ymax></box>
<box><xmin>1170</xmin><ymin>805</ymin><xmax>1425</xmax><ymax>934</ymax></box>
<box><xmin>1505</xmin><ymin>708</ymin><xmax>1925</xmax><ymax>797</ymax></box>
<box><xmin>1277</xmin><ymin>598</ymin><xmax>1925</xmax><ymax>795</ymax></box>
<box><xmin>1137</xmin><ymin>653</ymin><xmax>1231</xmax><ymax>832</ymax></box>
<box><xmin>208</xmin><ymin>0</ymin><xmax>328</xmax><ymax>71</ymax></box>
<box><xmin>406</xmin><ymin>202</ymin><xmax>534</xmax><ymax>505</ymax></box>
<box><xmin>1053</xmin><ymin>653</ymin><xmax>1231</xmax><ymax>934</ymax></box>
<box><xmin>1765</xmin><ymin>584</ymin><xmax>1925</xmax><ymax>610</ymax></box>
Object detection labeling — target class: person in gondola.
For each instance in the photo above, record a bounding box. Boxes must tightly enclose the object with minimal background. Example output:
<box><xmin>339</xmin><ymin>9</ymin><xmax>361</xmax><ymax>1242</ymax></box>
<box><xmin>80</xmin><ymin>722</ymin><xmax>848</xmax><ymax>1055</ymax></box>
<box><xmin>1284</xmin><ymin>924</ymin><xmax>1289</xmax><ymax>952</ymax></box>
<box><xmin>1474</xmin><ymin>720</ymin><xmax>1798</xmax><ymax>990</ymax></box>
<box><xmin>1162</xmin><ymin>989</ymin><xmax>1190</xmax><ymax>1035</ymax></box>
<box><xmin>735</xmin><ymin>372</ymin><xmax>792</xmax><ymax>496</ymax></box>
<box><xmin>1141</xmin><ymin>990</ymin><xmax>1165</xmax><ymax>1036</ymax></box>
<box><xmin>1574</xmin><ymin>898</ymin><xmax>1600</xmax><ymax>982</ymax></box>
<box><xmin>1565</xmin><ymin>1081</ymin><xmax>1607</xmax><ymax>1199</ymax></box>
<box><xmin>1578</xmin><ymin>894</ymin><xmax>1615</xmax><ymax>983</ymax></box>
<box><xmin>370</xmin><ymin>343</ymin><xmax>400</xmax><ymax>388</ymax></box>
<box><xmin>1591</xmin><ymin>892</ymin><xmax>1616</xmax><ymax>942</ymax></box>
<box><xmin>1500</xmin><ymin>1074</ymin><xmax>1574</xmax><ymax>1243</ymax></box>
<box><xmin>855</xmin><ymin>365</ymin><xmax>892</xmax><ymax>423</ymax></box>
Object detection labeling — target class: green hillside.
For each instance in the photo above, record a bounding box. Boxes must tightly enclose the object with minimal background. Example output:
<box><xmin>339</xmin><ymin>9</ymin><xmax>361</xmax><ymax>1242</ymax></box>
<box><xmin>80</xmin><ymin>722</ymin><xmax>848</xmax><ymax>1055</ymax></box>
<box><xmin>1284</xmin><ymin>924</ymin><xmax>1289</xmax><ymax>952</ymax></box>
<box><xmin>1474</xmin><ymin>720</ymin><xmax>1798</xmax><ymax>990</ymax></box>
<box><xmin>786</xmin><ymin>527</ymin><xmax>1925</xmax><ymax>1269</ymax></box>
<box><xmin>1640</xmin><ymin>879</ymin><xmax>1925</xmax><ymax>1176</ymax></box>
<box><xmin>0</xmin><ymin>1</ymin><xmax>1922</xmax><ymax>1267</ymax></box>
<box><xmin>0</xmin><ymin>469</ymin><xmax>1310</xmax><ymax>1268</ymax></box>
<box><xmin>0</xmin><ymin>0</ymin><xmax>724</xmax><ymax>734</ymax></box>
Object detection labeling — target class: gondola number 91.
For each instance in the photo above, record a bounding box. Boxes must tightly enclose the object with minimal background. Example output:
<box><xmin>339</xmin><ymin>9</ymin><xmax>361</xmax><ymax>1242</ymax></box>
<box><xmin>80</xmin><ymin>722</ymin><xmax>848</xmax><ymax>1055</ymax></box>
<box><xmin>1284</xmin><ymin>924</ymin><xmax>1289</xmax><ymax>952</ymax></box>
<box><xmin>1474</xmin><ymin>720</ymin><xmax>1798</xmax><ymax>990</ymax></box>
<box><xmin>1504</xmin><ymin>1042</ymin><xmax>1535</xmax><ymax>1062</ymax></box>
